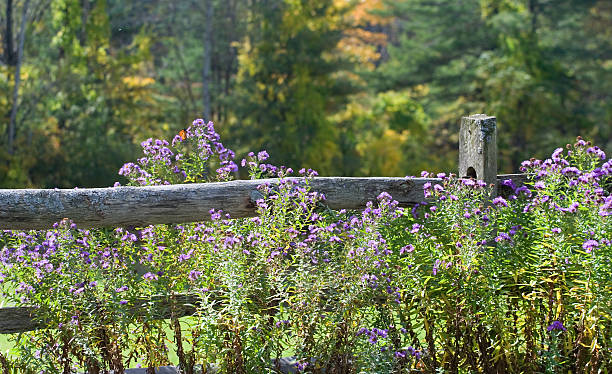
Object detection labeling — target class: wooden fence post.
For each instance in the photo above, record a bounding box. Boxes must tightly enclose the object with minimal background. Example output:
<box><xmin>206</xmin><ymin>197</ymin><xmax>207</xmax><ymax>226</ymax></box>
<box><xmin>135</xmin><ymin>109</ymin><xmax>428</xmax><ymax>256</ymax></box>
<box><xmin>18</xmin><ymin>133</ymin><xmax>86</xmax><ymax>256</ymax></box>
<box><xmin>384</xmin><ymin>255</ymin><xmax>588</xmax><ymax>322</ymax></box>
<box><xmin>459</xmin><ymin>114</ymin><xmax>497</xmax><ymax>193</ymax></box>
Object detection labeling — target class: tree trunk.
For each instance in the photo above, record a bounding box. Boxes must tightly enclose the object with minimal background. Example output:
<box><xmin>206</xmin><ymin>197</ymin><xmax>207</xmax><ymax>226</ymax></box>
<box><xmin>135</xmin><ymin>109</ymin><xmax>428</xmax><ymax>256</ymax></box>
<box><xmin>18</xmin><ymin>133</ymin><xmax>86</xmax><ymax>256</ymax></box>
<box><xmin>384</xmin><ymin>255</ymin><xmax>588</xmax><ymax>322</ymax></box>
<box><xmin>202</xmin><ymin>0</ymin><xmax>213</xmax><ymax>120</ymax></box>
<box><xmin>529</xmin><ymin>0</ymin><xmax>538</xmax><ymax>34</ymax></box>
<box><xmin>7</xmin><ymin>0</ymin><xmax>30</xmax><ymax>155</ymax></box>
<box><xmin>3</xmin><ymin>0</ymin><xmax>16</xmax><ymax>65</ymax></box>
<box><xmin>79</xmin><ymin>0</ymin><xmax>92</xmax><ymax>46</ymax></box>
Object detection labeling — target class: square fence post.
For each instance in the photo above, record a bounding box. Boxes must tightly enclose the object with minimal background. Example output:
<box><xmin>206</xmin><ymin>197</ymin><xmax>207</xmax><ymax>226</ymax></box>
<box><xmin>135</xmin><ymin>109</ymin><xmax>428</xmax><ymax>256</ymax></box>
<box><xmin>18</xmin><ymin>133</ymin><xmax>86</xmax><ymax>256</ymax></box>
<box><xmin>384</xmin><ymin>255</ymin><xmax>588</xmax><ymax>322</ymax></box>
<box><xmin>459</xmin><ymin>114</ymin><xmax>497</xmax><ymax>194</ymax></box>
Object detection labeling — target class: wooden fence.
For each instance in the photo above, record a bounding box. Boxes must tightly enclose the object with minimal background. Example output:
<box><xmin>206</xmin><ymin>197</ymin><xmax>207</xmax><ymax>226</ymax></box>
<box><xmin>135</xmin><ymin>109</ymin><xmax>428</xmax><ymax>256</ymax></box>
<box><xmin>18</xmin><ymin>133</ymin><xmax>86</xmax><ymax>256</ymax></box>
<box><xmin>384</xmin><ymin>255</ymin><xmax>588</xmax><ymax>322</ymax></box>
<box><xmin>0</xmin><ymin>114</ymin><xmax>526</xmax><ymax>334</ymax></box>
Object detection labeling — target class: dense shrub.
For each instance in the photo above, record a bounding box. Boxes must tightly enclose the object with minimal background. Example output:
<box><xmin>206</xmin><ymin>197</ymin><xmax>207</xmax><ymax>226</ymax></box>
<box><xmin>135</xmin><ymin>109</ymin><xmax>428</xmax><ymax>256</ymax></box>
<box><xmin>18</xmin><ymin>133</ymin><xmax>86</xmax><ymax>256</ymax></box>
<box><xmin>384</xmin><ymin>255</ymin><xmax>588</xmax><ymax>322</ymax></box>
<box><xmin>0</xmin><ymin>120</ymin><xmax>610</xmax><ymax>373</ymax></box>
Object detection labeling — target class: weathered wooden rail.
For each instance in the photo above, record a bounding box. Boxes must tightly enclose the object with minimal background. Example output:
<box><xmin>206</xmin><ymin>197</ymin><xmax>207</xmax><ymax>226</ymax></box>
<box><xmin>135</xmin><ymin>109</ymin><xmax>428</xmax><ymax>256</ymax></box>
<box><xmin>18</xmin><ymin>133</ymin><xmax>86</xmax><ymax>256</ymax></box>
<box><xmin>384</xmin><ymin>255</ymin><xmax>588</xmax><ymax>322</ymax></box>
<box><xmin>0</xmin><ymin>114</ymin><xmax>527</xmax><ymax>335</ymax></box>
<box><xmin>0</xmin><ymin>175</ymin><xmax>526</xmax><ymax>231</ymax></box>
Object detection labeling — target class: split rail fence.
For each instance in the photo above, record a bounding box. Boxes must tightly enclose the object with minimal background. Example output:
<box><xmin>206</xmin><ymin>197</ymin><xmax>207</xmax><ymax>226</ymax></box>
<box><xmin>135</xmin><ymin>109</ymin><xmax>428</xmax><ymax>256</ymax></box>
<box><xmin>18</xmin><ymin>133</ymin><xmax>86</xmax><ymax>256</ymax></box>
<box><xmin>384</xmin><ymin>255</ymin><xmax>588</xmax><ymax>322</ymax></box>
<box><xmin>0</xmin><ymin>114</ymin><xmax>527</xmax><ymax>334</ymax></box>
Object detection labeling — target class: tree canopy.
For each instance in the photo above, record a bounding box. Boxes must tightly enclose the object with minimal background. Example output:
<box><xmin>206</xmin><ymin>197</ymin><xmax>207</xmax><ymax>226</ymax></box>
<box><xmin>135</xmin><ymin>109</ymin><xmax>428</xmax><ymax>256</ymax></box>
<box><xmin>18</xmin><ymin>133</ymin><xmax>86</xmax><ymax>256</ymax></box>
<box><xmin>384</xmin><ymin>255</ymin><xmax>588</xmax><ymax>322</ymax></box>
<box><xmin>1</xmin><ymin>0</ymin><xmax>610</xmax><ymax>187</ymax></box>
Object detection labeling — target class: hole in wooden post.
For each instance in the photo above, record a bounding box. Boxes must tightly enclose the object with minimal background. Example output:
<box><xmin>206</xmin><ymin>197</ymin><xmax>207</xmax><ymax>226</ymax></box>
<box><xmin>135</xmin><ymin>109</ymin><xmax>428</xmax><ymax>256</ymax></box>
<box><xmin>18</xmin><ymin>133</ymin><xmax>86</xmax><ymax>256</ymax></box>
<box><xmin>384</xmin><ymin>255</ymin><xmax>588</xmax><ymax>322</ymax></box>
<box><xmin>466</xmin><ymin>167</ymin><xmax>477</xmax><ymax>179</ymax></box>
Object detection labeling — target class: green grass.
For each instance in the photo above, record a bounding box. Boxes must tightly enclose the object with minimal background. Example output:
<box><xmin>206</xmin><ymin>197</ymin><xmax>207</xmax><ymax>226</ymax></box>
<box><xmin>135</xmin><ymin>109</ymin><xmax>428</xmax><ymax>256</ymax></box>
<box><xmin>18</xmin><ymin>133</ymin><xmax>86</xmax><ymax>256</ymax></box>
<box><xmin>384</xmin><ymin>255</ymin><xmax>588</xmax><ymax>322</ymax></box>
<box><xmin>0</xmin><ymin>335</ymin><xmax>15</xmax><ymax>357</ymax></box>
<box><xmin>0</xmin><ymin>319</ymin><xmax>183</xmax><ymax>368</ymax></box>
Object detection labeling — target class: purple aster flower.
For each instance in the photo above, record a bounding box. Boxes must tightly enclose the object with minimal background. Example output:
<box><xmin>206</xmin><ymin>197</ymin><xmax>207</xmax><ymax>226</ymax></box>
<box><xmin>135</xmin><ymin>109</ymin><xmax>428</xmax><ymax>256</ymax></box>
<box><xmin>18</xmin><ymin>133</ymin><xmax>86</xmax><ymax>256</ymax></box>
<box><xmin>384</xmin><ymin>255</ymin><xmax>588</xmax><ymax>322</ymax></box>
<box><xmin>501</xmin><ymin>179</ymin><xmax>516</xmax><ymax>190</ymax></box>
<box><xmin>433</xmin><ymin>259</ymin><xmax>441</xmax><ymax>275</ymax></box>
<box><xmin>294</xmin><ymin>361</ymin><xmax>308</xmax><ymax>371</ymax></box>
<box><xmin>492</xmin><ymin>197</ymin><xmax>508</xmax><ymax>207</ymax></box>
<box><xmin>582</xmin><ymin>239</ymin><xmax>599</xmax><ymax>253</ymax></box>
<box><xmin>400</xmin><ymin>244</ymin><xmax>414</xmax><ymax>254</ymax></box>
<box><xmin>377</xmin><ymin>192</ymin><xmax>392</xmax><ymax>202</ymax></box>
<box><xmin>551</xmin><ymin>147</ymin><xmax>564</xmax><ymax>161</ymax></box>
<box><xmin>586</xmin><ymin>146</ymin><xmax>606</xmax><ymax>160</ymax></box>
<box><xmin>143</xmin><ymin>272</ymin><xmax>158</xmax><ymax>281</ymax></box>
<box><xmin>189</xmin><ymin>270</ymin><xmax>202</xmax><ymax>281</ymax></box>
<box><xmin>562</xmin><ymin>167</ymin><xmax>581</xmax><ymax>176</ymax></box>
<box><xmin>509</xmin><ymin>225</ymin><xmax>521</xmax><ymax>236</ymax></box>
<box><xmin>495</xmin><ymin>233</ymin><xmax>511</xmax><ymax>242</ymax></box>
<box><xmin>599</xmin><ymin>196</ymin><xmax>611</xmax><ymax>217</ymax></box>
<box><xmin>329</xmin><ymin>236</ymin><xmax>342</xmax><ymax>243</ymax></box>
<box><xmin>257</xmin><ymin>150</ymin><xmax>269</xmax><ymax>161</ymax></box>
<box><xmin>547</xmin><ymin>321</ymin><xmax>566</xmax><ymax>332</ymax></box>
<box><xmin>275</xmin><ymin>320</ymin><xmax>290</xmax><ymax>328</ymax></box>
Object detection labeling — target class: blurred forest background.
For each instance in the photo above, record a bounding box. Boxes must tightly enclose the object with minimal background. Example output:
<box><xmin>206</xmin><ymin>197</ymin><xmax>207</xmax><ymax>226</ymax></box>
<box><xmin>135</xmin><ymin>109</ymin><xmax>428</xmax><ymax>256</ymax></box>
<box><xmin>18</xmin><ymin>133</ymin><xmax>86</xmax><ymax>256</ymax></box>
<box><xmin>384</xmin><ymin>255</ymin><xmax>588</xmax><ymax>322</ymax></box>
<box><xmin>0</xmin><ymin>0</ymin><xmax>610</xmax><ymax>188</ymax></box>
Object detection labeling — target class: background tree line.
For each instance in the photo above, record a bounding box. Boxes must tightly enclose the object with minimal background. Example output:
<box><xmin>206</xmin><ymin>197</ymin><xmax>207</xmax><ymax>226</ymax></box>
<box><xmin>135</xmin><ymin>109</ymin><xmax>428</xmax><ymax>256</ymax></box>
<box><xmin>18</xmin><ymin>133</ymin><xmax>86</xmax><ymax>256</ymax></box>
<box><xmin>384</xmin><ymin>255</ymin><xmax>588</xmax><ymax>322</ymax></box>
<box><xmin>1</xmin><ymin>0</ymin><xmax>610</xmax><ymax>187</ymax></box>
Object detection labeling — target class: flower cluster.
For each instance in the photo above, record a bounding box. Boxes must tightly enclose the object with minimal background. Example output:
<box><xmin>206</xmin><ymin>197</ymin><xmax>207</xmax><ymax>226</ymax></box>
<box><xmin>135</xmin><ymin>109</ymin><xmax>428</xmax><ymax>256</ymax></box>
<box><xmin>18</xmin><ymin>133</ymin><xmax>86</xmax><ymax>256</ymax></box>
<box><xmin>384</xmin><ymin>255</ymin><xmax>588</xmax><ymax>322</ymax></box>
<box><xmin>118</xmin><ymin>119</ymin><xmax>237</xmax><ymax>185</ymax></box>
<box><xmin>0</xmin><ymin>128</ymin><xmax>610</xmax><ymax>373</ymax></box>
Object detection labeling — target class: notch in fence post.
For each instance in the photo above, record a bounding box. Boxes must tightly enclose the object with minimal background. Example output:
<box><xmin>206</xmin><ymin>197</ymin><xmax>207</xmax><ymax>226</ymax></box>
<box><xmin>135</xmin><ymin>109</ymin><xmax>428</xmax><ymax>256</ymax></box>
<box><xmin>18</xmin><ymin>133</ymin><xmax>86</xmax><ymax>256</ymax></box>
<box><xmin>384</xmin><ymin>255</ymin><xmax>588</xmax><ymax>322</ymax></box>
<box><xmin>459</xmin><ymin>114</ymin><xmax>497</xmax><ymax>194</ymax></box>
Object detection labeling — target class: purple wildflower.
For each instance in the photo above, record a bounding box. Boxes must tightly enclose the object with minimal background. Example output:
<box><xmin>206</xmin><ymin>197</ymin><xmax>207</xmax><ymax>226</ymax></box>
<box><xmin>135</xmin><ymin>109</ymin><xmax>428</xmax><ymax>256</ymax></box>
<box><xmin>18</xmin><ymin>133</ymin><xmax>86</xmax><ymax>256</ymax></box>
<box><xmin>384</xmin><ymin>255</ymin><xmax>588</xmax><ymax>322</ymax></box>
<box><xmin>462</xmin><ymin>179</ymin><xmax>475</xmax><ymax>187</ymax></box>
<box><xmin>377</xmin><ymin>192</ymin><xmax>392</xmax><ymax>202</ymax></box>
<box><xmin>143</xmin><ymin>272</ymin><xmax>159</xmax><ymax>281</ymax></box>
<box><xmin>582</xmin><ymin>239</ymin><xmax>598</xmax><ymax>253</ymax></box>
<box><xmin>329</xmin><ymin>236</ymin><xmax>342</xmax><ymax>243</ymax></box>
<box><xmin>501</xmin><ymin>179</ymin><xmax>516</xmax><ymax>190</ymax></box>
<box><xmin>547</xmin><ymin>321</ymin><xmax>566</xmax><ymax>332</ymax></box>
<box><xmin>400</xmin><ymin>244</ymin><xmax>414</xmax><ymax>254</ymax></box>
<box><xmin>551</xmin><ymin>147</ymin><xmax>564</xmax><ymax>162</ymax></box>
<box><xmin>561</xmin><ymin>167</ymin><xmax>581</xmax><ymax>176</ymax></box>
<box><xmin>433</xmin><ymin>259</ymin><xmax>441</xmax><ymax>275</ymax></box>
<box><xmin>257</xmin><ymin>150</ymin><xmax>269</xmax><ymax>162</ymax></box>
<box><xmin>492</xmin><ymin>197</ymin><xmax>508</xmax><ymax>207</ymax></box>
<box><xmin>586</xmin><ymin>146</ymin><xmax>606</xmax><ymax>160</ymax></box>
<box><xmin>495</xmin><ymin>233</ymin><xmax>511</xmax><ymax>242</ymax></box>
<box><xmin>189</xmin><ymin>270</ymin><xmax>202</xmax><ymax>281</ymax></box>
<box><xmin>600</xmin><ymin>196</ymin><xmax>611</xmax><ymax>217</ymax></box>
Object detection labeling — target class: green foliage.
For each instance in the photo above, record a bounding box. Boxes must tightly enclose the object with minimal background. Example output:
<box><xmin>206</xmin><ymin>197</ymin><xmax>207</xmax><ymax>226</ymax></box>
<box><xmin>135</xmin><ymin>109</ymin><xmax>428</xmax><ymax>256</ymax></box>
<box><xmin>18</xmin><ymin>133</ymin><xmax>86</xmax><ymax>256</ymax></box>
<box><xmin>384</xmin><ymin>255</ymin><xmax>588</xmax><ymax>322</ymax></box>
<box><xmin>0</xmin><ymin>126</ymin><xmax>610</xmax><ymax>372</ymax></box>
<box><xmin>1</xmin><ymin>0</ymin><xmax>611</xmax><ymax>186</ymax></box>
<box><xmin>374</xmin><ymin>0</ymin><xmax>611</xmax><ymax>172</ymax></box>
<box><xmin>1</xmin><ymin>0</ymin><xmax>165</xmax><ymax>188</ymax></box>
<box><xmin>230</xmin><ymin>0</ymin><xmax>354</xmax><ymax>175</ymax></box>
<box><xmin>332</xmin><ymin>89</ymin><xmax>432</xmax><ymax>176</ymax></box>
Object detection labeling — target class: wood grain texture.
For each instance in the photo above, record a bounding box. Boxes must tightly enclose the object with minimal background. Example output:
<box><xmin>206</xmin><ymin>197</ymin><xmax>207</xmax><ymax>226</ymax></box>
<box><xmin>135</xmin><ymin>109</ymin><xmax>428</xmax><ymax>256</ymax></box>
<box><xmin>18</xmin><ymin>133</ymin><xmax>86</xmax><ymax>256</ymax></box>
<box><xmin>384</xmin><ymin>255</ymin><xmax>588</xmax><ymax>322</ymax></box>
<box><xmin>0</xmin><ymin>294</ymin><xmax>200</xmax><ymax>334</ymax></box>
<box><xmin>0</xmin><ymin>177</ymin><xmax>428</xmax><ymax>230</ymax></box>
<box><xmin>459</xmin><ymin>115</ymin><xmax>497</xmax><ymax>193</ymax></box>
<box><xmin>0</xmin><ymin>176</ymin><xmax>529</xmax><ymax>230</ymax></box>
<box><xmin>0</xmin><ymin>306</ymin><xmax>39</xmax><ymax>334</ymax></box>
